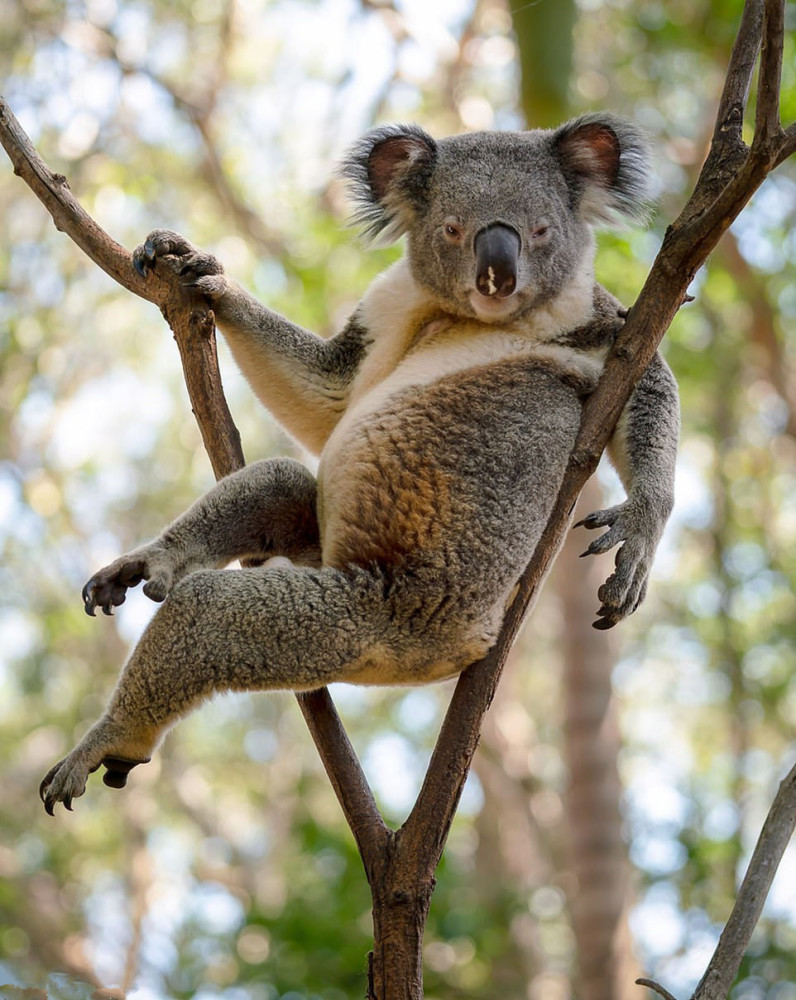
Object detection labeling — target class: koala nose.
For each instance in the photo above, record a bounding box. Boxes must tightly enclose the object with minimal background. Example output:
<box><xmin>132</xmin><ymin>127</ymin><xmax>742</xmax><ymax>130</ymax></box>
<box><xmin>474</xmin><ymin>223</ymin><xmax>521</xmax><ymax>298</ymax></box>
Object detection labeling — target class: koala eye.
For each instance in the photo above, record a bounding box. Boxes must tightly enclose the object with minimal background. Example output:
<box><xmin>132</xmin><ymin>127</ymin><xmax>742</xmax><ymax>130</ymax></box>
<box><xmin>531</xmin><ymin>223</ymin><xmax>550</xmax><ymax>241</ymax></box>
<box><xmin>442</xmin><ymin>219</ymin><xmax>464</xmax><ymax>243</ymax></box>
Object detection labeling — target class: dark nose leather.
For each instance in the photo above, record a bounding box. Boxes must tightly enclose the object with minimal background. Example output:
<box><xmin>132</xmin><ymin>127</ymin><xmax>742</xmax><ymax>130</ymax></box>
<box><xmin>474</xmin><ymin>223</ymin><xmax>520</xmax><ymax>298</ymax></box>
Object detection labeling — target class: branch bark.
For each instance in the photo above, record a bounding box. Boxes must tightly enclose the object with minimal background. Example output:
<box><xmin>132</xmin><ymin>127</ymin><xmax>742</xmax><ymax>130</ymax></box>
<box><xmin>0</xmin><ymin>97</ymin><xmax>386</xmax><ymax>877</ymax></box>
<box><xmin>2</xmin><ymin>2</ymin><xmax>795</xmax><ymax>993</ymax></box>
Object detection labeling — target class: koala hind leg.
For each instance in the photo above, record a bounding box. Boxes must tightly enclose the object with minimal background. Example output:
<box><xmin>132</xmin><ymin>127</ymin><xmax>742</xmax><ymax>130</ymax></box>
<box><xmin>41</xmin><ymin>562</ymin><xmax>398</xmax><ymax>813</ymax></box>
<box><xmin>83</xmin><ymin>458</ymin><xmax>322</xmax><ymax>616</ymax></box>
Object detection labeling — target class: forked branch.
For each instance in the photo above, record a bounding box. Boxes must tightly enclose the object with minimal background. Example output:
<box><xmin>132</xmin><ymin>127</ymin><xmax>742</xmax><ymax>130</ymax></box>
<box><xmin>1</xmin><ymin>2</ymin><xmax>795</xmax><ymax>994</ymax></box>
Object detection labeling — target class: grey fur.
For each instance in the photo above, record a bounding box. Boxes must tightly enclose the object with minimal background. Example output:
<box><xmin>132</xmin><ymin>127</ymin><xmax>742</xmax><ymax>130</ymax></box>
<box><xmin>40</xmin><ymin>115</ymin><xmax>678</xmax><ymax>813</ymax></box>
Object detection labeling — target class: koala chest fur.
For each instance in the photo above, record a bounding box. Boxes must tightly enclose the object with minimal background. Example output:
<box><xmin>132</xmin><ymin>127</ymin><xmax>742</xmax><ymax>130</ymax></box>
<box><xmin>317</xmin><ymin>257</ymin><xmax>605</xmax><ymax>627</ymax></box>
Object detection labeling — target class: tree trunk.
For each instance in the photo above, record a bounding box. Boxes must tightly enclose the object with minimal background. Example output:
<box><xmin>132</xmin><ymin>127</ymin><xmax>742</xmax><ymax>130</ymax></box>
<box><xmin>367</xmin><ymin>838</ymin><xmax>434</xmax><ymax>1000</ymax></box>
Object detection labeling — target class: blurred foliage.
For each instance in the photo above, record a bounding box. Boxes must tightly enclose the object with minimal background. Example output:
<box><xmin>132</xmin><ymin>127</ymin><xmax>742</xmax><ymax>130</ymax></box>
<box><xmin>1</xmin><ymin>0</ymin><xmax>796</xmax><ymax>998</ymax></box>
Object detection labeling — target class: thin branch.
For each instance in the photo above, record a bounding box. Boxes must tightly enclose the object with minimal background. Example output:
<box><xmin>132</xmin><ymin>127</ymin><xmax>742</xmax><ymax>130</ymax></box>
<box><xmin>297</xmin><ymin>688</ymin><xmax>390</xmax><ymax>875</ymax></box>
<box><xmin>681</xmin><ymin>0</ymin><xmax>762</xmax><ymax>224</ymax></box>
<box><xmin>692</xmin><ymin>761</ymin><xmax>796</xmax><ymax>1000</ymax></box>
<box><xmin>712</xmin><ymin>0</ymin><xmax>763</xmax><ymax>145</ymax></box>
<box><xmin>753</xmin><ymin>0</ymin><xmax>784</xmax><ymax>147</ymax></box>
<box><xmin>637</xmin><ymin>977</ymin><xmax>680</xmax><ymax>1000</ymax></box>
<box><xmin>775</xmin><ymin>121</ymin><xmax>796</xmax><ymax>166</ymax></box>
<box><xmin>0</xmin><ymin>102</ymin><xmax>154</xmax><ymax>301</ymax></box>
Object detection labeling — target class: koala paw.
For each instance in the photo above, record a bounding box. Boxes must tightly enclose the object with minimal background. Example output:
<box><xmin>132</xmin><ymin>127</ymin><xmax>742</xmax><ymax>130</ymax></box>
<box><xmin>132</xmin><ymin>229</ymin><xmax>228</xmax><ymax>300</ymax></box>
<box><xmin>39</xmin><ymin>743</ymin><xmax>149</xmax><ymax>816</ymax></box>
<box><xmin>575</xmin><ymin>500</ymin><xmax>660</xmax><ymax>630</ymax></box>
<box><xmin>82</xmin><ymin>544</ymin><xmax>175</xmax><ymax>616</ymax></box>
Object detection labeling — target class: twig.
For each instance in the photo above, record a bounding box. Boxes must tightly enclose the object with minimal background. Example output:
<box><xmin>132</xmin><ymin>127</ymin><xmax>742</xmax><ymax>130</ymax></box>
<box><xmin>714</xmin><ymin>0</ymin><xmax>762</xmax><ymax>142</ymax></box>
<box><xmin>776</xmin><ymin>122</ymin><xmax>796</xmax><ymax>165</ymax></box>
<box><xmin>636</xmin><ymin>977</ymin><xmax>680</xmax><ymax>1000</ymax></box>
<box><xmin>0</xmin><ymin>102</ymin><xmax>154</xmax><ymax>301</ymax></box>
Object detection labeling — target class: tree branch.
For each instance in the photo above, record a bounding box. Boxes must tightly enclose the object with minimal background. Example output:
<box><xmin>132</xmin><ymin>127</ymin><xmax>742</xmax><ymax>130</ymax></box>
<box><xmin>634</xmin><ymin>760</ymin><xmax>796</xmax><ymax>1000</ymax></box>
<box><xmin>691</xmin><ymin>760</ymin><xmax>796</xmax><ymax>1000</ymax></box>
<box><xmin>637</xmin><ymin>977</ymin><xmax>680</xmax><ymax>1000</ymax></box>
<box><xmin>714</xmin><ymin>0</ymin><xmax>762</xmax><ymax>143</ymax></box>
<box><xmin>0</xmin><ymin>93</ymin><xmax>386</xmax><ymax>876</ymax></box>
<box><xmin>0</xmin><ymin>102</ymin><xmax>154</xmax><ymax>302</ymax></box>
<box><xmin>296</xmin><ymin>689</ymin><xmax>390</xmax><ymax>876</ymax></box>
<box><xmin>396</xmin><ymin>0</ymin><xmax>796</xmax><ymax>948</ymax></box>
<box><xmin>753</xmin><ymin>0</ymin><xmax>784</xmax><ymax>147</ymax></box>
<box><xmin>776</xmin><ymin>121</ymin><xmax>796</xmax><ymax>166</ymax></box>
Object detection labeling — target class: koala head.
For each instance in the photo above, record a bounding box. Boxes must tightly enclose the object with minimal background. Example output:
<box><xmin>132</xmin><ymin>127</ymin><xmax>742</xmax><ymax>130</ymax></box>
<box><xmin>342</xmin><ymin>114</ymin><xmax>651</xmax><ymax>324</ymax></box>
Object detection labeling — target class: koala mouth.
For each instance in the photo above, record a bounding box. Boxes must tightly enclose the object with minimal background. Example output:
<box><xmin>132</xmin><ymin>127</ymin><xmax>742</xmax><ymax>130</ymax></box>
<box><xmin>468</xmin><ymin>291</ymin><xmax>520</xmax><ymax>322</ymax></box>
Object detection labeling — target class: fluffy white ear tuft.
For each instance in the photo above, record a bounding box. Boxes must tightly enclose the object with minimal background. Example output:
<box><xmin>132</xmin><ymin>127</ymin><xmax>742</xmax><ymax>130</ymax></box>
<box><xmin>339</xmin><ymin>124</ymin><xmax>437</xmax><ymax>245</ymax></box>
<box><xmin>553</xmin><ymin>114</ymin><xmax>652</xmax><ymax>227</ymax></box>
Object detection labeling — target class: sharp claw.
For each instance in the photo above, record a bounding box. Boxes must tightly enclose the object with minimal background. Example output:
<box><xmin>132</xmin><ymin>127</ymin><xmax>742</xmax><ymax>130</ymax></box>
<box><xmin>64</xmin><ymin>796</ymin><xmax>73</xmax><ymax>811</ymax></box>
<box><xmin>144</xmin><ymin>239</ymin><xmax>157</xmax><ymax>262</ymax></box>
<box><xmin>101</xmin><ymin>604</ymin><xmax>113</xmax><ymax>616</ymax></box>
<box><xmin>83</xmin><ymin>580</ymin><xmax>99</xmax><ymax>616</ymax></box>
<box><xmin>592</xmin><ymin>616</ymin><xmax>616</xmax><ymax>630</ymax></box>
<box><xmin>133</xmin><ymin>255</ymin><xmax>149</xmax><ymax>278</ymax></box>
<box><xmin>45</xmin><ymin>799</ymin><xmax>55</xmax><ymax>816</ymax></box>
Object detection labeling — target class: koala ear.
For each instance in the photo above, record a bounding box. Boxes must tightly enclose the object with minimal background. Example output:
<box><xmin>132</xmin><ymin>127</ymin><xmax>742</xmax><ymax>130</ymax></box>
<box><xmin>552</xmin><ymin>114</ymin><xmax>652</xmax><ymax>226</ymax></box>
<box><xmin>339</xmin><ymin>124</ymin><xmax>437</xmax><ymax>245</ymax></box>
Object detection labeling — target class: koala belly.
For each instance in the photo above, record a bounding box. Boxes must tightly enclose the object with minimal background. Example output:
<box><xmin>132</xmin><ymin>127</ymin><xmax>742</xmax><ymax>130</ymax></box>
<box><xmin>316</xmin><ymin>356</ymin><xmax>587</xmax><ymax>658</ymax></box>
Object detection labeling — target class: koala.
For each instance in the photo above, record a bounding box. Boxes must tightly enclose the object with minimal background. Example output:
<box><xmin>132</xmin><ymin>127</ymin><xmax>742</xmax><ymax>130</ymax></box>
<box><xmin>40</xmin><ymin>114</ymin><xmax>679</xmax><ymax>814</ymax></box>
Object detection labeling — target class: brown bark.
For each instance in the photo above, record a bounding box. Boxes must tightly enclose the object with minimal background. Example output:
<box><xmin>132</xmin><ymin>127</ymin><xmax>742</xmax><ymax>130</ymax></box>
<box><xmin>2</xmin><ymin>4</ymin><xmax>796</xmax><ymax>994</ymax></box>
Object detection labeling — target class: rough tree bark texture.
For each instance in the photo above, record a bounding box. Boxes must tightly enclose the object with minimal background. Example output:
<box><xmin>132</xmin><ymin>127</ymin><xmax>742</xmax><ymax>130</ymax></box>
<box><xmin>2</xmin><ymin>3</ymin><xmax>796</xmax><ymax>996</ymax></box>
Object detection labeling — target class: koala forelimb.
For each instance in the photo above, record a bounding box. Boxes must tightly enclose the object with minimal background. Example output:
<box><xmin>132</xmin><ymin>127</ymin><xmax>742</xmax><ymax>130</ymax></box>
<box><xmin>41</xmin><ymin>114</ymin><xmax>679</xmax><ymax>813</ymax></box>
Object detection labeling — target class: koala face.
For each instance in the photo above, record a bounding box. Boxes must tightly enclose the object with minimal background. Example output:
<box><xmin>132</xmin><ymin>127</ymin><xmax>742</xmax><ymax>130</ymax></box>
<box><xmin>342</xmin><ymin>115</ymin><xmax>650</xmax><ymax>324</ymax></box>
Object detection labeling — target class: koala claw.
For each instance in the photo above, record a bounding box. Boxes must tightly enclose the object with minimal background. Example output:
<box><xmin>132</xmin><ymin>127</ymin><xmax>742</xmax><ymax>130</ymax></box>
<box><xmin>83</xmin><ymin>558</ymin><xmax>145</xmax><ymax>616</ymax></box>
<box><xmin>40</xmin><ymin>753</ymin><xmax>149</xmax><ymax>814</ymax></box>
<box><xmin>576</xmin><ymin>500</ymin><xmax>660</xmax><ymax>629</ymax></box>
<box><xmin>131</xmin><ymin>230</ymin><xmax>227</xmax><ymax>300</ymax></box>
<box><xmin>83</xmin><ymin>548</ymin><xmax>173</xmax><ymax>617</ymax></box>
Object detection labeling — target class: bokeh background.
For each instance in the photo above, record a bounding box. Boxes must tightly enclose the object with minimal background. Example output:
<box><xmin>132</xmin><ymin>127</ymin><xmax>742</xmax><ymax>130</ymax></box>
<box><xmin>1</xmin><ymin>1</ymin><xmax>796</xmax><ymax>998</ymax></box>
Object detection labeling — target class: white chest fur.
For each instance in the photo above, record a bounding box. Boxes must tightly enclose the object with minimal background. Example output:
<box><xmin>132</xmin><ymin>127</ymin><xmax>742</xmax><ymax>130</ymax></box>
<box><xmin>317</xmin><ymin>258</ymin><xmax>603</xmax><ymax>518</ymax></box>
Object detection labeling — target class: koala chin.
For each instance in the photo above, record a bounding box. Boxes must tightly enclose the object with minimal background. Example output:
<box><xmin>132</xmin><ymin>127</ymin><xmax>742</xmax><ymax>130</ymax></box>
<box><xmin>40</xmin><ymin>114</ymin><xmax>679</xmax><ymax>814</ymax></box>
